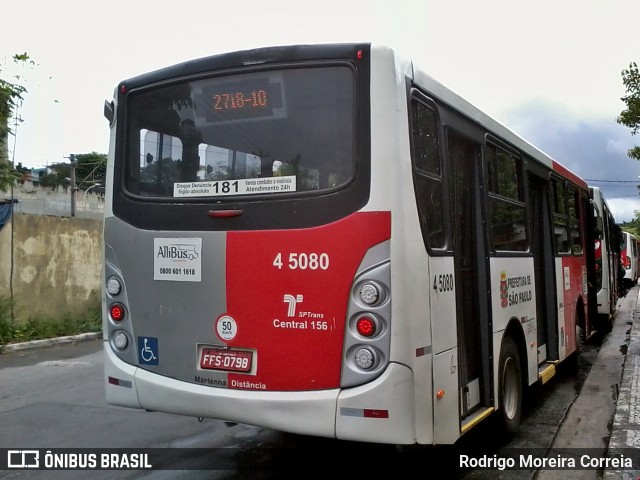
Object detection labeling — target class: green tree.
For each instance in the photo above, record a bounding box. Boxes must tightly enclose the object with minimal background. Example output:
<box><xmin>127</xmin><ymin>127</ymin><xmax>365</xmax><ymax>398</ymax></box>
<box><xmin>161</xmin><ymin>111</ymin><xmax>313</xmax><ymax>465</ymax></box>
<box><xmin>50</xmin><ymin>162</ymin><xmax>71</xmax><ymax>192</ymax></box>
<box><xmin>36</xmin><ymin>155</ymin><xmax>107</xmax><ymax>192</ymax></box>
<box><xmin>38</xmin><ymin>172</ymin><xmax>58</xmax><ymax>191</ymax></box>
<box><xmin>74</xmin><ymin>152</ymin><xmax>107</xmax><ymax>188</ymax></box>
<box><xmin>14</xmin><ymin>162</ymin><xmax>29</xmax><ymax>184</ymax></box>
<box><xmin>617</xmin><ymin>61</ymin><xmax>640</xmax><ymax>160</ymax></box>
<box><xmin>34</xmin><ymin>162</ymin><xmax>71</xmax><ymax>192</ymax></box>
<box><xmin>0</xmin><ymin>161</ymin><xmax>20</xmax><ymax>189</ymax></box>
<box><xmin>0</xmin><ymin>53</ymin><xmax>32</xmax><ymax>188</ymax></box>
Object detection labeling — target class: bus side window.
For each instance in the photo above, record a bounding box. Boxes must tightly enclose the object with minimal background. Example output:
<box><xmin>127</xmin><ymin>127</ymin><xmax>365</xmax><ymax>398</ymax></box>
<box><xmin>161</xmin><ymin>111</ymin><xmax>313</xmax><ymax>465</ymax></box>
<box><xmin>567</xmin><ymin>186</ymin><xmax>583</xmax><ymax>255</ymax></box>
<box><xmin>410</xmin><ymin>98</ymin><xmax>446</xmax><ymax>250</ymax></box>
<box><xmin>138</xmin><ymin>129</ymin><xmax>184</xmax><ymax>195</ymax></box>
<box><xmin>551</xmin><ymin>178</ymin><xmax>571</xmax><ymax>254</ymax></box>
<box><xmin>486</xmin><ymin>143</ymin><xmax>527</xmax><ymax>252</ymax></box>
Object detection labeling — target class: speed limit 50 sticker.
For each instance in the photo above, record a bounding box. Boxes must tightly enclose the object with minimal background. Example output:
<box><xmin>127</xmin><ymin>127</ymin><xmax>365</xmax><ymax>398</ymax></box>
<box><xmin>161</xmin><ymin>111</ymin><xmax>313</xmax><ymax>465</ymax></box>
<box><xmin>216</xmin><ymin>315</ymin><xmax>238</xmax><ymax>341</ymax></box>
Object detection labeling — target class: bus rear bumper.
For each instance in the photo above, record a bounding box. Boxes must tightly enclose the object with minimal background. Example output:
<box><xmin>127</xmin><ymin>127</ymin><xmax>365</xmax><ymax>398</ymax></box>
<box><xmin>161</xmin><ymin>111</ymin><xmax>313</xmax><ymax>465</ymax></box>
<box><xmin>104</xmin><ymin>342</ymin><xmax>337</xmax><ymax>438</ymax></box>
<box><xmin>336</xmin><ymin>362</ymin><xmax>415</xmax><ymax>444</ymax></box>
<box><xmin>104</xmin><ymin>344</ymin><xmax>415</xmax><ymax>443</ymax></box>
<box><xmin>104</xmin><ymin>343</ymin><xmax>142</xmax><ymax>409</ymax></box>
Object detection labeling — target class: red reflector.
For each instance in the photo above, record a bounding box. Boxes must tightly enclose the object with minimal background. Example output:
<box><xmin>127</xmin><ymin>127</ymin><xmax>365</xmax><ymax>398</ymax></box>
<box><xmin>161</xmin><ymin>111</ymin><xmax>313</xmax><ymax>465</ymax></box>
<box><xmin>363</xmin><ymin>409</ymin><xmax>389</xmax><ymax>418</ymax></box>
<box><xmin>110</xmin><ymin>304</ymin><xmax>125</xmax><ymax>321</ymax></box>
<box><xmin>208</xmin><ymin>209</ymin><xmax>243</xmax><ymax>218</ymax></box>
<box><xmin>356</xmin><ymin>316</ymin><xmax>376</xmax><ymax>337</ymax></box>
<box><xmin>357</xmin><ymin>49</ymin><xmax>363</xmax><ymax>60</ymax></box>
<box><xmin>108</xmin><ymin>376</ymin><xmax>132</xmax><ymax>388</ymax></box>
<box><xmin>120</xmin><ymin>84</ymin><xmax>126</xmax><ymax>94</ymax></box>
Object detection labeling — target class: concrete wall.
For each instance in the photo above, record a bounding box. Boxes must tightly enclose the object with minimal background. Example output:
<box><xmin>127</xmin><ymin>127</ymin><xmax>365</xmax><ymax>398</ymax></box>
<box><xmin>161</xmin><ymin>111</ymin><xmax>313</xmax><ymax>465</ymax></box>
<box><xmin>1</xmin><ymin>183</ymin><xmax>104</xmax><ymax>219</ymax></box>
<box><xmin>0</xmin><ymin>213</ymin><xmax>103</xmax><ymax>322</ymax></box>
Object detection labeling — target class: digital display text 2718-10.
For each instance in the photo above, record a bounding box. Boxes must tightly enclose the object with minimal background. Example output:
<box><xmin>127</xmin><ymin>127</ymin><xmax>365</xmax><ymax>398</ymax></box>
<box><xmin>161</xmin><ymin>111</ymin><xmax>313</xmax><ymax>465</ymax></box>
<box><xmin>213</xmin><ymin>89</ymin><xmax>268</xmax><ymax>111</ymax></box>
<box><xmin>204</xmin><ymin>78</ymin><xmax>280</xmax><ymax>122</ymax></box>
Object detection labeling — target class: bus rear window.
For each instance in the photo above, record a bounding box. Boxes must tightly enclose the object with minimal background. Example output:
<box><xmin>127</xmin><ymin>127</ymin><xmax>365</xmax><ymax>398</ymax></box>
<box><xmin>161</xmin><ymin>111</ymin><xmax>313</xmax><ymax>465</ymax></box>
<box><xmin>124</xmin><ymin>66</ymin><xmax>355</xmax><ymax>199</ymax></box>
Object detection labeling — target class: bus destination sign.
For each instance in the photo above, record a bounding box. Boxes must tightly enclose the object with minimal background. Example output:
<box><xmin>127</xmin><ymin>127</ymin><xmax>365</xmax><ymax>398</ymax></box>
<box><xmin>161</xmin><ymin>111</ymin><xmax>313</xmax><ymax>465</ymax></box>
<box><xmin>202</xmin><ymin>77</ymin><xmax>283</xmax><ymax>123</ymax></box>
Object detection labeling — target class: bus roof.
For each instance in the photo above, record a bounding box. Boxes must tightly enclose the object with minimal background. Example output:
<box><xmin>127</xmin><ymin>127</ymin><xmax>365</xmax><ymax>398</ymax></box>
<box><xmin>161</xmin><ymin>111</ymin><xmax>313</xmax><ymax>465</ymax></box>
<box><xmin>408</xmin><ymin>52</ymin><xmax>587</xmax><ymax>190</ymax></box>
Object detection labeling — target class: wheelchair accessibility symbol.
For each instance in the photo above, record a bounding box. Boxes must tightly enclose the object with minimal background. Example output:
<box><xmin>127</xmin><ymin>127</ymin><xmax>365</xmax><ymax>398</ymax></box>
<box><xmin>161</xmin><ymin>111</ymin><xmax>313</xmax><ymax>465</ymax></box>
<box><xmin>137</xmin><ymin>336</ymin><xmax>159</xmax><ymax>365</ymax></box>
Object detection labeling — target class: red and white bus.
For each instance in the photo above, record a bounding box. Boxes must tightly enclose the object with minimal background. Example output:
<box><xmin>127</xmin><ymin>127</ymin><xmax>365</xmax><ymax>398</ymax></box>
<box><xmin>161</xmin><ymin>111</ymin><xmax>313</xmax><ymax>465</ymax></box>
<box><xmin>102</xmin><ymin>43</ymin><xmax>594</xmax><ymax>445</ymax></box>
<box><xmin>621</xmin><ymin>231</ymin><xmax>639</xmax><ymax>288</ymax></box>
<box><xmin>588</xmin><ymin>186</ymin><xmax>622</xmax><ymax>332</ymax></box>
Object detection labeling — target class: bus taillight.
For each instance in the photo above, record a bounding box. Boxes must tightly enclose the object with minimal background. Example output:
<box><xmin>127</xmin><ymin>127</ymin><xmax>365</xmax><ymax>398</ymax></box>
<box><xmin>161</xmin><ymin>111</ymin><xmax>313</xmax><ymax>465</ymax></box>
<box><xmin>356</xmin><ymin>316</ymin><xmax>378</xmax><ymax>337</ymax></box>
<box><xmin>341</xmin><ymin>253</ymin><xmax>391</xmax><ymax>386</ymax></box>
<box><xmin>354</xmin><ymin>346</ymin><xmax>378</xmax><ymax>370</ymax></box>
<box><xmin>112</xmin><ymin>330</ymin><xmax>129</xmax><ymax>350</ymax></box>
<box><xmin>110</xmin><ymin>303</ymin><xmax>126</xmax><ymax>321</ymax></box>
<box><xmin>106</xmin><ymin>277</ymin><xmax>122</xmax><ymax>296</ymax></box>
<box><xmin>358</xmin><ymin>282</ymin><xmax>383</xmax><ymax>306</ymax></box>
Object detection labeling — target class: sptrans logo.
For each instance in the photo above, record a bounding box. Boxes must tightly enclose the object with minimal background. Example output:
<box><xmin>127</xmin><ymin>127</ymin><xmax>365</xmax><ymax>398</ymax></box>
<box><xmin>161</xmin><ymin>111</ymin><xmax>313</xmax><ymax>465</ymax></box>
<box><xmin>283</xmin><ymin>294</ymin><xmax>304</xmax><ymax>317</ymax></box>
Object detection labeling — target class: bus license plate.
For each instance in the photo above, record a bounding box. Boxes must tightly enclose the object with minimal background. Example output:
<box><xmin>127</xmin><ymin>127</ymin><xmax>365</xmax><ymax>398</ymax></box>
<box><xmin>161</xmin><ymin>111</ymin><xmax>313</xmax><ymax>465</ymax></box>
<box><xmin>199</xmin><ymin>348</ymin><xmax>252</xmax><ymax>372</ymax></box>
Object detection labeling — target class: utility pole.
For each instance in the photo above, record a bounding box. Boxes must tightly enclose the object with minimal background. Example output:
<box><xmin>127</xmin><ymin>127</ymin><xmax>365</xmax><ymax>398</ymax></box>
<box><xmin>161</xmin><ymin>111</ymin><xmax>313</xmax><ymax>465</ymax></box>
<box><xmin>69</xmin><ymin>154</ymin><xmax>77</xmax><ymax>217</ymax></box>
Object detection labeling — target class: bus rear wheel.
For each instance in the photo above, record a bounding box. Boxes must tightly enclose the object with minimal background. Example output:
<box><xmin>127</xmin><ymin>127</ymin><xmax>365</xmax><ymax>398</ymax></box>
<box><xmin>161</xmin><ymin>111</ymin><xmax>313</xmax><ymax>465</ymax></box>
<box><xmin>561</xmin><ymin>322</ymin><xmax>583</xmax><ymax>377</ymax></box>
<box><xmin>497</xmin><ymin>336</ymin><xmax>523</xmax><ymax>437</ymax></box>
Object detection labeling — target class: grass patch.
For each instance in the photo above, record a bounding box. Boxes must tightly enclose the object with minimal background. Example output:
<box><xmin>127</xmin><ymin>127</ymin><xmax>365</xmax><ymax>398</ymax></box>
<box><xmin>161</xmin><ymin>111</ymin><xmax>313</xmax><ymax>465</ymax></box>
<box><xmin>0</xmin><ymin>298</ymin><xmax>101</xmax><ymax>346</ymax></box>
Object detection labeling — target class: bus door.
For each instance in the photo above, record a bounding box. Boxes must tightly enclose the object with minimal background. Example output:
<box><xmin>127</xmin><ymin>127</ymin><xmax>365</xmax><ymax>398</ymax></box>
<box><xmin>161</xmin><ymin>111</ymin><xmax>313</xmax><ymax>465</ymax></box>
<box><xmin>631</xmin><ymin>237</ymin><xmax>640</xmax><ymax>285</ymax></box>
<box><xmin>527</xmin><ymin>174</ymin><xmax>558</xmax><ymax>363</ymax></box>
<box><xmin>447</xmin><ymin>130</ymin><xmax>491</xmax><ymax>418</ymax></box>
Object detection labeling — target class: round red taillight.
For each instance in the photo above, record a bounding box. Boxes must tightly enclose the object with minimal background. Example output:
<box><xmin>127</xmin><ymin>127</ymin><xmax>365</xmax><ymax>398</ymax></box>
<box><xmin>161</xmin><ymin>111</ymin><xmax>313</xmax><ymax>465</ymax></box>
<box><xmin>110</xmin><ymin>303</ymin><xmax>126</xmax><ymax>321</ymax></box>
<box><xmin>356</xmin><ymin>316</ymin><xmax>377</xmax><ymax>337</ymax></box>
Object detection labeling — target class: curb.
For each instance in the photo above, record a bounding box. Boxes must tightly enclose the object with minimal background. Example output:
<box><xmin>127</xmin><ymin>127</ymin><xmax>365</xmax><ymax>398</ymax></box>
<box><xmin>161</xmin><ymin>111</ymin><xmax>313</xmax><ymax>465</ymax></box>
<box><xmin>1</xmin><ymin>332</ymin><xmax>102</xmax><ymax>354</ymax></box>
<box><xmin>604</xmin><ymin>288</ymin><xmax>640</xmax><ymax>479</ymax></box>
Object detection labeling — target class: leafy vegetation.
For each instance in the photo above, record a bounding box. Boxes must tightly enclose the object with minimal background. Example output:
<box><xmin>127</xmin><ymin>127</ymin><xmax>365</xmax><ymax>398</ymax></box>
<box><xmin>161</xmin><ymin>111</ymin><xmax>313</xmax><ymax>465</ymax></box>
<box><xmin>73</xmin><ymin>152</ymin><xmax>107</xmax><ymax>187</ymax></box>
<box><xmin>618</xmin><ymin>61</ymin><xmax>640</xmax><ymax>161</ymax></box>
<box><xmin>0</xmin><ymin>159</ymin><xmax>20</xmax><ymax>189</ymax></box>
<box><xmin>0</xmin><ymin>297</ymin><xmax>101</xmax><ymax>348</ymax></box>
<box><xmin>0</xmin><ymin>53</ymin><xmax>32</xmax><ymax>188</ymax></box>
<box><xmin>617</xmin><ymin>61</ymin><xmax>640</xmax><ymax>226</ymax></box>
<box><xmin>620</xmin><ymin>220</ymin><xmax>640</xmax><ymax>237</ymax></box>
<box><xmin>34</xmin><ymin>153</ymin><xmax>106</xmax><ymax>191</ymax></box>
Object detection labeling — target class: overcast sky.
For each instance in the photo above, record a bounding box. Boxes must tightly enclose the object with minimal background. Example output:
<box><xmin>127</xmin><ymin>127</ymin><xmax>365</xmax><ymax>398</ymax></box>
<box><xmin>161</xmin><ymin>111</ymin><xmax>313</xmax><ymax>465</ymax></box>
<box><xmin>2</xmin><ymin>0</ymin><xmax>640</xmax><ymax>220</ymax></box>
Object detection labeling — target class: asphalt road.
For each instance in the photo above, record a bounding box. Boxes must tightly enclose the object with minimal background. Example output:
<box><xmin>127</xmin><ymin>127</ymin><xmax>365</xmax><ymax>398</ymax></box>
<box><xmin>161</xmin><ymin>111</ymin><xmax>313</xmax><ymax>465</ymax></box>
<box><xmin>0</xmin><ymin>289</ymin><xmax>629</xmax><ymax>480</ymax></box>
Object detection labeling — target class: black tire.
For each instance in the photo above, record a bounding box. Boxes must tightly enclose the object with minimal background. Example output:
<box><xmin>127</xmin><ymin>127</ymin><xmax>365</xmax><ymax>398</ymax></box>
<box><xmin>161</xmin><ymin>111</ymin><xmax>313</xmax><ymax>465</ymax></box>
<box><xmin>594</xmin><ymin>313</ymin><xmax>613</xmax><ymax>334</ymax></box>
<box><xmin>562</xmin><ymin>323</ymin><xmax>583</xmax><ymax>377</ymax></box>
<box><xmin>497</xmin><ymin>336</ymin><xmax>523</xmax><ymax>437</ymax></box>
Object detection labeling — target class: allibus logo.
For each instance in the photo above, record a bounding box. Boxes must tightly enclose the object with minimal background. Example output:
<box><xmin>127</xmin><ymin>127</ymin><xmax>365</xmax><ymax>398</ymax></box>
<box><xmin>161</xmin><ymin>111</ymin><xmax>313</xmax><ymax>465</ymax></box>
<box><xmin>156</xmin><ymin>244</ymin><xmax>199</xmax><ymax>260</ymax></box>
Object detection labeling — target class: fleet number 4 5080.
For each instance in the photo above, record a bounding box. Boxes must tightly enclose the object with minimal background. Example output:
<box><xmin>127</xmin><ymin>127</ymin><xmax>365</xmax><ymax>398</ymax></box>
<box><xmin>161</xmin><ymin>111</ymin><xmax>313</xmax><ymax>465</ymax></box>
<box><xmin>273</xmin><ymin>252</ymin><xmax>330</xmax><ymax>270</ymax></box>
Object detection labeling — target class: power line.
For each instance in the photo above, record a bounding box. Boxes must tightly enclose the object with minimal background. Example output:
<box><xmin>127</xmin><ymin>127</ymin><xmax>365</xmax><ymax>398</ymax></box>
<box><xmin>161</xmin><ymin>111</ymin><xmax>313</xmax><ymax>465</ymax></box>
<box><xmin>586</xmin><ymin>179</ymin><xmax>639</xmax><ymax>183</ymax></box>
